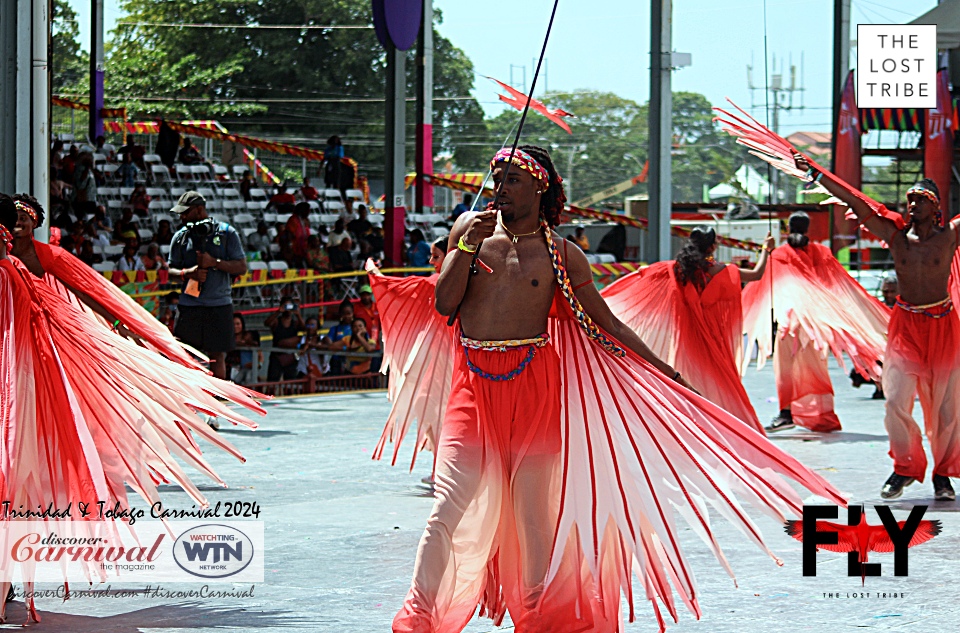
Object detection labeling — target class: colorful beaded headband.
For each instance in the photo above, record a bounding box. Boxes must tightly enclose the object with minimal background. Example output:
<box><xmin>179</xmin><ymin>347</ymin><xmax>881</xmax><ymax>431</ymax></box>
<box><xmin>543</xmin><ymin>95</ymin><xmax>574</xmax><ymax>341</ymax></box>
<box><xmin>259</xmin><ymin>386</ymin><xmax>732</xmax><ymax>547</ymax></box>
<box><xmin>0</xmin><ymin>225</ymin><xmax>12</xmax><ymax>246</ymax></box>
<box><xmin>906</xmin><ymin>185</ymin><xmax>942</xmax><ymax>225</ymax></box>
<box><xmin>906</xmin><ymin>185</ymin><xmax>940</xmax><ymax>206</ymax></box>
<box><xmin>13</xmin><ymin>200</ymin><xmax>37</xmax><ymax>224</ymax></box>
<box><xmin>490</xmin><ymin>148</ymin><xmax>550</xmax><ymax>190</ymax></box>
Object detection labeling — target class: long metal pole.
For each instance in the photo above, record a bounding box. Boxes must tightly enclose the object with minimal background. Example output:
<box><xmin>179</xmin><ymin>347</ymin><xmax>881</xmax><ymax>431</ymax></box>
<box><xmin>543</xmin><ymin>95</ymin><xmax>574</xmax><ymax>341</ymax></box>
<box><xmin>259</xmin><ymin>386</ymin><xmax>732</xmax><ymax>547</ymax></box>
<box><xmin>648</xmin><ymin>0</ymin><xmax>672</xmax><ymax>262</ymax></box>
<box><xmin>32</xmin><ymin>0</ymin><xmax>49</xmax><ymax>242</ymax></box>
<box><xmin>383</xmin><ymin>43</ymin><xmax>406</xmax><ymax>265</ymax></box>
<box><xmin>89</xmin><ymin>0</ymin><xmax>104</xmax><ymax>142</ymax></box>
<box><xmin>415</xmin><ymin>0</ymin><xmax>434</xmax><ymax>214</ymax></box>
<box><xmin>0</xmin><ymin>1</ymin><xmax>19</xmax><ymax>192</ymax></box>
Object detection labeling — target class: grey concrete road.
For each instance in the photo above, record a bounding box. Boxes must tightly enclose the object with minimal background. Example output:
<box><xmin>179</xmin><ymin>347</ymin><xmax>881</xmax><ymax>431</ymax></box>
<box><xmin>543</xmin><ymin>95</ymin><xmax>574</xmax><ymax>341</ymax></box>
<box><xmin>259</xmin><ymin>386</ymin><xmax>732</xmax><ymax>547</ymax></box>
<box><xmin>16</xmin><ymin>359</ymin><xmax>958</xmax><ymax>632</ymax></box>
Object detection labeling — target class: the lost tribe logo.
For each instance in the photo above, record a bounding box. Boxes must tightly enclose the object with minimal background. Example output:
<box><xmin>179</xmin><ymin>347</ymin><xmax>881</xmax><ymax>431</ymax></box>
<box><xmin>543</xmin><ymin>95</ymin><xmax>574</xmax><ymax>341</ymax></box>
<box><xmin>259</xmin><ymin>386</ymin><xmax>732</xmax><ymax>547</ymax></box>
<box><xmin>173</xmin><ymin>524</ymin><xmax>255</xmax><ymax>579</ymax></box>
<box><xmin>784</xmin><ymin>505</ymin><xmax>941</xmax><ymax>584</ymax></box>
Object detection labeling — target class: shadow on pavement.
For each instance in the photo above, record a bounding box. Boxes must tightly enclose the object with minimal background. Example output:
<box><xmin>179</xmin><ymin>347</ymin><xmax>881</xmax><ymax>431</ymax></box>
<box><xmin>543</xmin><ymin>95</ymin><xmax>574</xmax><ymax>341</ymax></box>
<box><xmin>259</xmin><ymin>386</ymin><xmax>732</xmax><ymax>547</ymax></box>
<box><xmin>9</xmin><ymin>602</ymin><xmax>306</xmax><ymax>632</ymax></box>
<box><xmin>767</xmin><ymin>432</ymin><xmax>888</xmax><ymax>443</ymax></box>
<box><xmin>217</xmin><ymin>429</ymin><xmax>295</xmax><ymax>438</ymax></box>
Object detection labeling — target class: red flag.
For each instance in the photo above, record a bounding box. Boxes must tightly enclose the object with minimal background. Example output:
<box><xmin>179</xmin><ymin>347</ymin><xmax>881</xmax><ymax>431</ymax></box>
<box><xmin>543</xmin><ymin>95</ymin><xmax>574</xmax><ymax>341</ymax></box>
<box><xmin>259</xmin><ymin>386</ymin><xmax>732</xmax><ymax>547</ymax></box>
<box><xmin>487</xmin><ymin>76</ymin><xmax>574</xmax><ymax>134</ymax></box>
<box><xmin>925</xmin><ymin>68</ymin><xmax>953</xmax><ymax>222</ymax></box>
<box><xmin>833</xmin><ymin>69</ymin><xmax>861</xmax><ymax>253</ymax></box>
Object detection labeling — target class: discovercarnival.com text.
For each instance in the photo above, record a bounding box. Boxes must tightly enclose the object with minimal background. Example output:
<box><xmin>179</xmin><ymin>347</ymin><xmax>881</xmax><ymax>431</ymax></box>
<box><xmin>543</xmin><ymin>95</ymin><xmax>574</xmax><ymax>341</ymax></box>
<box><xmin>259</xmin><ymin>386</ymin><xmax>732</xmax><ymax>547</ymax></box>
<box><xmin>10</xmin><ymin>585</ymin><xmax>257</xmax><ymax>600</ymax></box>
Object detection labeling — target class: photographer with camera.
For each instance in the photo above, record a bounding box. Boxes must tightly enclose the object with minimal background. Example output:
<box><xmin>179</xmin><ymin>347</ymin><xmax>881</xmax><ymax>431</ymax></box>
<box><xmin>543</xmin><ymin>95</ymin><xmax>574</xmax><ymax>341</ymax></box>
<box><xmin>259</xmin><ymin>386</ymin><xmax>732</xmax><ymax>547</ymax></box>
<box><xmin>167</xmin><ymin>191</ymin><xmax>247</xmax><ymax>380</ymax></box>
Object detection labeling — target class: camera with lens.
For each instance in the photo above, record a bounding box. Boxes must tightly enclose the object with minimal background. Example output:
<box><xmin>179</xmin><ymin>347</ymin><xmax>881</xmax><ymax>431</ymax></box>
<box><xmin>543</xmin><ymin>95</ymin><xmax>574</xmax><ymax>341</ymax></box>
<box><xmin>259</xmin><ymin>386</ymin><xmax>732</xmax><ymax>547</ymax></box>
<box><xmin>186</xmin><ymin>218</ymin><xmax>218</xmax><ymax>239</ymax></box>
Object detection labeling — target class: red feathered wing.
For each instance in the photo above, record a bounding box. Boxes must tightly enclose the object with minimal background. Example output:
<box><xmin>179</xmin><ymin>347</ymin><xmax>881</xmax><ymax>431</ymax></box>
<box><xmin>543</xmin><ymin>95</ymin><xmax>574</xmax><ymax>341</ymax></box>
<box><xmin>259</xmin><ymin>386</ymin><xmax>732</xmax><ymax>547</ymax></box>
<box><xmin>488</xmin><ymin>76</ymin><xmax>574</xmax><ymax>133</ymax></box>
<box><xmin>367</xmin><ymin>266</ymin><xmax>454</xmax><ymax>469</ymax></box>
<box><xmin>602</xmin><ymin>262</ymin><xmax>761</xmax><ymax>431</ymax></box>
<box><xmin>783</xmin><ymin>519</ymin><xmax>941</xmax><ymax>553</ymax></box>
<box><xmin>714</xmin><ymin>99</ymin><xmax>905</xmax><ymax>231</ymax></box>
<box><xmin>33</xmin><ymin>241</ymin><xmax>207</xmax><ymax>370</ymax></box>
<box><xmin>741</xmin><ymin>243</ymin><xmax>888</xmax><ymax>379</ymax></box>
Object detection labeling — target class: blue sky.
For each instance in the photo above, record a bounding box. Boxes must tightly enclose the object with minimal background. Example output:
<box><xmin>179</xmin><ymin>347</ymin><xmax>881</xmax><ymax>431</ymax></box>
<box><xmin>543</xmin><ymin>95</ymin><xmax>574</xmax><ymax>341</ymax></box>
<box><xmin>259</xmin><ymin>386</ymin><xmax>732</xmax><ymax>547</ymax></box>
<box><xmin>69</xmin><ymin>0</ymin><xmax>936</xmax><ymax>133</ymax></box>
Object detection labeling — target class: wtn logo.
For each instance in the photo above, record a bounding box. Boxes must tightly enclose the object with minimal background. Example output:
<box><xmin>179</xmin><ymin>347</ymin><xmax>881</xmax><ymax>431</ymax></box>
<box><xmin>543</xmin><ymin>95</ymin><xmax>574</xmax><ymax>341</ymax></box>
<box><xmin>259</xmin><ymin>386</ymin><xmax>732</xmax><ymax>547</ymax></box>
<box><xmin>784</xmin><ymin>505</ymin><xmax>941</xmax><ymax>584</ymax></box>
<box><xmin>181</xmin><ymin>540</ymin><xmax>243</xmax><ymax>564</ymax></box>
<box><xmin>173</xmin><ymin>524</ymin><xmax>255</xmax><ymax>579</ymax></box>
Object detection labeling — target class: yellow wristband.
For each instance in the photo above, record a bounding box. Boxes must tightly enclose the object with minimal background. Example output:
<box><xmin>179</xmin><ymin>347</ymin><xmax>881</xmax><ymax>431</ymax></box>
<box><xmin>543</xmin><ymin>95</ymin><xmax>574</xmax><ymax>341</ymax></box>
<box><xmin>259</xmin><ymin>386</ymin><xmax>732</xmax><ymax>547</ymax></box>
<box><xmin>457</xmin><ymin>236</ymin><xmax>478</xmax><ymax>253</ymax></box>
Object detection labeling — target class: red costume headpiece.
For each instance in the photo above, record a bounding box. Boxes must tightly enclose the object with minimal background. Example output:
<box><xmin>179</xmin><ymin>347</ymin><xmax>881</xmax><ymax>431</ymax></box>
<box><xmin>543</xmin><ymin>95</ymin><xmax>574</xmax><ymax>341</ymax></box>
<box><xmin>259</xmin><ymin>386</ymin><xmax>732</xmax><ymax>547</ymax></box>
<box><xmin>490</xmin><ymin>148</ymin><xmax>550</xmax><ymax>190</ymax></box>
<box><xmin>14</xmin><ymin>199</ymin><xmax>38</xmax><ymax>224</ymax></box>
<box><xmin>906</xmin><ymin>184</ymin><xmax>942</xmax><ymax>226</ymax></box>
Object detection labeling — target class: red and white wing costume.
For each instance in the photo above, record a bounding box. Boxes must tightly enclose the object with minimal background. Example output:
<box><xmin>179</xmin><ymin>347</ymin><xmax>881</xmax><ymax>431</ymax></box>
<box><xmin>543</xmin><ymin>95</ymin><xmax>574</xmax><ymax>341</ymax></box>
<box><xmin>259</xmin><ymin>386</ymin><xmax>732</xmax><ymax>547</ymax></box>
<box><xmin>33</xmin><ymin>241</ymin><xmax>207</xmax><ymax>370</ymax></box>
<box><xmin>740</xmin><ymin>243</ymin><xmax>889</xmax><ymax>379</ymax></box>
<box><xmin>376</xmin><ymin>263</ymin><xmax>846</xmax><ymax>627</ymax></box>
<box><xmin>602</xmin><ymin>261</ymin><xmax>762</xmax><ymax>432</ymax></box>
<box><xmin>367</xmin><ymin>268</ymin><xmax>455</xmax><ymax>469</ymax></box>
<box><xmin>546</xmin><ymin>296</ymin><xmax>844</xmax><ymax>628</ymax></box>
<box><xmin>1</xmin><ymin>256</ymin><xmax>264</xmax><ymax>506</ymax></box>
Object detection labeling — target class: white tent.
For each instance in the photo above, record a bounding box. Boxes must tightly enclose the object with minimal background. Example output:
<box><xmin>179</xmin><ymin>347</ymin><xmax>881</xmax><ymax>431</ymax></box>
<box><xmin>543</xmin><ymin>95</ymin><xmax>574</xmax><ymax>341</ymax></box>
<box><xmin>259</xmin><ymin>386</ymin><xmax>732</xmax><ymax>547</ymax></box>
<box><xmin>910</xmin><ymin>0</ymin><xmax>960</xmax><ymax>50</ymax></box>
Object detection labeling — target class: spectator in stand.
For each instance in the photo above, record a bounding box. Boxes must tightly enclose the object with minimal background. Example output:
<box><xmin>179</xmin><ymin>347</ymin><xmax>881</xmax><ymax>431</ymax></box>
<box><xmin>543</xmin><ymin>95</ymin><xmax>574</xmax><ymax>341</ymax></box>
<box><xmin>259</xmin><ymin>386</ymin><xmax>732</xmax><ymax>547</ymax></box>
<box><xmin>300</xmin><ymin>177</ymin><xmax>319</xmax><ymax>201</ymax></box>
<box><xmin>347</xmin><ymin>204</ymin><xmax>372</xmax><ymax>240</ymax></box>
<box><xmin>78</xmin><ymin>240</ymin><xmax>103</xmax><ymax>267</ymax></box>
<box><xmin>296</xmin><ymin>317</ymin><xmax>329</xmax><ymax>378</ymax></box>
<box><xmin>239</xmin><ymin>171</ymin><xmax>254</xmax><ymax>201</ymax></box>
<box><xmin>353</xmin><ymin>284</ymin><xmax>381</xmax><ymax>346</ymax></box>
<box><xmin>269</xmin><ymin>184</ymin><xmax>296</xmax><ymax>209</ymax></box>
<box><xmin>287</xmin><ymin>202</ymin><xmax>311</xmax><ymax>266</ymax></box>
<box><xmin>572</xmin><ymin>226</ymin><xmax>590</xmax><ymax>252</ymax></box>
<box><xmin>62</xmin><ymin>145</ymin><xmax>79</xmax><ymax>182</ymax></box>
<box><xmin>327</xmin><ymin>218</ymin><xmax>350</xmax><ymax>249</ymax></box>
<box><xmin>141</xmin><ymin>243</ymin><xmax>168</xmax><ymax>271</ymax></box>
<box><xmin>154</xmin><ymin>219</ymin><xmax>174</xmax><ymax>247</ymax></box>
<box><xmin>84</xmin><ymin>220</ymin><xmax>111</xmax><ymax>249</ymax></box>
<box><xmin>167</xmin><ymin>191</ymin><xmax>247</xmax><ymax>382</ymax></box>
<box><xmin>430</xmin><ymin>235</ymin><xmax>448</xmax><ymax>273</ymax></box>
<box><xmin>406</xmin><ymin>229</ymin><xmax>431</xmax><ymax>268</ymax></box>
<box><xmin>306</xmin><ymin>234</ymin><xmax>329</xmax><ymax>272</ymax></box>
<box><xmin>113</xmin><ymin>208</ymin><xmax>140</xmax><ymax>244</ymax></box>
<box><xmin>130</xmin><ymin>184</ymin><xmax>151</xmax><ymax>218</ymax></box>
<box><xmin>264</xmin><ymin>303</ymin><xmax>304</xmax><ymax>381</ymax></box>
<box><xmin>344</xmin><ymin>317</ymin><xmax>377</xmax><ymax>374</ymax></box>
<box><xmin>329</xmin><ymin>236</ymin><xmax>355</xmax><ymax>272</ymax></box>
<box><xmin>159</xmin><ymin>292</ymin><xmax>179</xmax><ymax>333</ymax></box>
<box><xmin>246</xmin><ymin>221</ymin><xmax>272</xmax><ymax>260</ymax></box>
<box><xmin>61</xmin><ymin>221</ymin><xmax>87</xmax><ymax>257</ymax></box>
<box><xmin>366</xmin><ymin>226</ymin><xmax>385</xmax><ymax>260</ymax></box>
<box><xmin>178</xmin><ymin>137</ymin><xmax>204</xmax><ymax>165</ymax></box>
<box><xmin>72</xmin><ymin>152</ymin><xmax>98</xmax><ymax>221</ymax></box>
<box><xmin>117</xmin><ymin>137</ymin><xmax>146</xmax><ymax>169</ymax></box>
<box><xmin>274</xmin><ymin>221</ymin><xmax>296</xmax><ymax>266</ymax></box>
<box><xmin>117</xmin><ymin>152</ymin><xmax>139</xmax><ymax>188</ymax></box>
<box><xmin>94</xmin><ymin>135</ymin><xmax>114</xmax><ymax>162</ymax></box>
<box><xmin>451</xmin><ymin>193</ymin><xmax>473</xmax><ymax>221</ymax></box>
<box><xmin>227</xmin><ymin>313</ymin><xmax>262</xmax><ymax>385</ymax></box>
<box><xmin>323</xmin><ymin>135</ymin><xmax>344</xmax><ymax>189</ymax></box>
<box><xmin>117</xmin><ymin>242</ymin><xmax>146</xmax><ymax>272</ymax></box>
<box><xmin>89</xmin><ymin>204</ymin><xmax>112</xmax><ymax>233</ymax></box>
<box><xmin>324</xmin><ymin>299</ymin><xmax>354</xmax><ymax>375</ymax></box>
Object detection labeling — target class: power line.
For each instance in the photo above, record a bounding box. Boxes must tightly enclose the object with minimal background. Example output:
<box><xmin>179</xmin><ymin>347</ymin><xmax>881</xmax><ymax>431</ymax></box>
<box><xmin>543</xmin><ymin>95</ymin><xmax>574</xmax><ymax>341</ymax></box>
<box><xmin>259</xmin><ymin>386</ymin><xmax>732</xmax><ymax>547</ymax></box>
<box><xmin>114</xmin><ymin>22</ymin><xmax>373</xmax><ymax>30</ymax></box>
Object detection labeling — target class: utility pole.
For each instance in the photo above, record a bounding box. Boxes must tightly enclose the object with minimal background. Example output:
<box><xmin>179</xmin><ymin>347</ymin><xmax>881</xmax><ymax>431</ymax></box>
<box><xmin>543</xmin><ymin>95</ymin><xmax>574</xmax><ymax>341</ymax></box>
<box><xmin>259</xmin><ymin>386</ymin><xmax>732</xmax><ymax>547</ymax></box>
<box><xmin>415</xmin><ymin>0</ymin><xmax>433</xmax><ymax>214</ymax></box>
<box><xmin>89</xmin><ymin>0</ymin><xmax>104</xmax><ymax>143</ymax></box>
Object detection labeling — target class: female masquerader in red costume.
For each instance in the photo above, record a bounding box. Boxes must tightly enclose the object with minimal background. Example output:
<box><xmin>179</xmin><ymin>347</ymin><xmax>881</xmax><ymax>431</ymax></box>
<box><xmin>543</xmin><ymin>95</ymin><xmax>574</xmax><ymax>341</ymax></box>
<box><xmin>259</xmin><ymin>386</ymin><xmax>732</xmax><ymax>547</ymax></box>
<box><xmin>384</xmin><ymin>146</ymin><xmax>845</xmax><ymax>633</ymax></box>
<box><xmin>602</xmin><ymin>226</ymin><xmax>775</xmax><ymax>433</ymax></box>
<box><xmin>0</xmin><ymin>195</ymin><xmax>264</xmax><ymax>621</ymax></box>
<box><xmin>10</xmin><ymin>194</ymin><xmax>207</xmax><ymax>370</ymax></box>
<box><xmin>741</xmin><ymin>211</ymin><xmax>889</xmax><ymax>434</ymax></box>
<box><xmin>715</xmin><ymin>101</ymin><xmax>959</xmax><ymax>501</ymax></box>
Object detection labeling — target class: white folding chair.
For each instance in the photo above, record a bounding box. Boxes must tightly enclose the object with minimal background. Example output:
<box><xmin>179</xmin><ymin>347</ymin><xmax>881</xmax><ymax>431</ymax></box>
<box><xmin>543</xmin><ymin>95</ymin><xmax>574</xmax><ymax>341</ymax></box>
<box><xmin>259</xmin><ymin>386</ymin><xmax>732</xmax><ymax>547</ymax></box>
<box><xmin>192</xmin><ymin>165</ymin><xmax>213</xmax><ymax>182</ymax></box>
<box><xmin>249</xmin><ymin>188</ymin><xmax>267</xmax><ymax>202</ymax></box>
<box><xmin>245</xmin><ymin>201</ymin><xmax>262</xmax><ymax>212</ymax></box>
<box><xmin>151</xmin><ymin>164</ymin><xmax>172</xmax><ymax>183</ymax></box>
<box><xmin>345</xmin><ymin>189</ymin><xmax>364</xmax><ymax>201</ymax></box>
<box><xmin>142</xmin><ymin>154</ymin><xmax>162</xmax><ymax>166</ymax></box>
<box><xmin>93</xmin><ymin>261</ymin><xmax>115</xmax><ymax>272</ymax></box>
<box><xmin>139</xmin><ymin>228</ymin><xmax>154</xmax><ymax>242</ymax></box>
<box><xmin>175</xmin><ymin>165</ymin><xmax>193</xmax><ymax>182</ymax></box>
<box><xmin>233</xmin><ymin>213</ymin><xmax>256</xmax><ymax>227</ymax></box>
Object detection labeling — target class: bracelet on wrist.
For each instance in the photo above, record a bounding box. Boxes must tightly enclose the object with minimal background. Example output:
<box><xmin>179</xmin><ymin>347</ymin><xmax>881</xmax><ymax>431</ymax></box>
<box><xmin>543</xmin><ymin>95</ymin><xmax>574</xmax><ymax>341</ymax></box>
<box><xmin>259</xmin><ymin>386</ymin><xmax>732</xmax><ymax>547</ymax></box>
<box><xmin>457</xmin><ymin>235</ymin><xmax>478</xmax><ymax>253</ymax></box>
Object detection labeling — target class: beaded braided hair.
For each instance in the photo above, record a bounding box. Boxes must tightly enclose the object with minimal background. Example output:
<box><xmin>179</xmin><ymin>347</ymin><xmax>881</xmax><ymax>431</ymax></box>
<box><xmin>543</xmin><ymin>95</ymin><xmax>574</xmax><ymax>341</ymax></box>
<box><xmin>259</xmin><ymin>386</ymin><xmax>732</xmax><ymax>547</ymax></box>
<box><xmin>518</xmin><ymin>145</ymin><xmax>626</xmax><ymax>357</ymax></box>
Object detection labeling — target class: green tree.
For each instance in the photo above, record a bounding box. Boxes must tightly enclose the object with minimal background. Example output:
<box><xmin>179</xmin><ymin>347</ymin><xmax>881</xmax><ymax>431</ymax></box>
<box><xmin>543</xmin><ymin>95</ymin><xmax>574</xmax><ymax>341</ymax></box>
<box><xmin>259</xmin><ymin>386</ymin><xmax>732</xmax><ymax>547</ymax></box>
<box><xmin>105</xmin><ymin>0</ymin><xmax>482</xmax><ymax>175</ymax></box>
<box><xmin>485</xmin><ymin>90</ymin><xmax>648</xmax><ymax>203</ymax></box>
<box><xmin>669</xmin><ymin>92</ymin><xmax>739</xmax><ymax>202</ymax></box>
<box><xmin>52</xmin><ymin>0</ymin><xmax>88</xmax><ymax>94</ymax></box>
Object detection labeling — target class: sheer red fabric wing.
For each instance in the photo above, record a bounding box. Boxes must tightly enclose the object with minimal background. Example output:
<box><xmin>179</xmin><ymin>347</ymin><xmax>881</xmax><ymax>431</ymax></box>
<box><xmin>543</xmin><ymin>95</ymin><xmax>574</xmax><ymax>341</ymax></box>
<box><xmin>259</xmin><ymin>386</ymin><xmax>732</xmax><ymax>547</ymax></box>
<box><xmin>547</xmin><ymin>303</ymin><xmax>846</xmax><ymax>626</ymax></box>
<box><xmin>741</xmin><ymin>244</ymin><xmax>888</xmax><ymax>380</ymax></box>
<box><xmin>33</xmin><ymin>242</ymin><xmax>208</xmax><ymax>370</ymax></box>
<box><xmin>368</xmin><ymin>270</ymin><xmax>454</xmax><ymax>469</ymax></box>
<box><xmin>603</xmin><ymin>262</ymin><xmax>761</xmax><ymax>432</ymax></box>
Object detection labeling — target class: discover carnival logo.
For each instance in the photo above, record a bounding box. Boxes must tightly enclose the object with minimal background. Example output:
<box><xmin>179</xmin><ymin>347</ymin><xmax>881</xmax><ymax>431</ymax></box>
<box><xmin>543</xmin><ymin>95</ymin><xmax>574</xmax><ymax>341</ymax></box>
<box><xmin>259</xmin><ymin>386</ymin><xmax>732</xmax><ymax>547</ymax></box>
<box><xmin>173</xmin><ymin>524</ymin><xmax>255</xmax><ymax>579</ymax></box>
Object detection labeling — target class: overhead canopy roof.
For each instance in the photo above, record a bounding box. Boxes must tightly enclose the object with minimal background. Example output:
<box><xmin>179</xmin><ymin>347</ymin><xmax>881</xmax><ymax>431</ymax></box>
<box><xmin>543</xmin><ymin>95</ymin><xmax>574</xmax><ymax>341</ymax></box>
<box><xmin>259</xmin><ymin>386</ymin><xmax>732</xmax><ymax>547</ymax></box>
<box><xmin>910</xmin><ymin>0</ymin><xmax>960</xmax><ymax>50</ymax></box>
